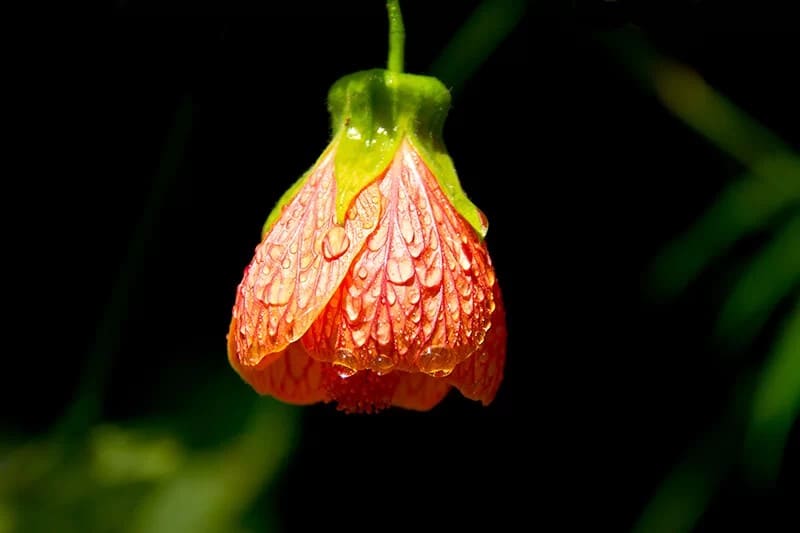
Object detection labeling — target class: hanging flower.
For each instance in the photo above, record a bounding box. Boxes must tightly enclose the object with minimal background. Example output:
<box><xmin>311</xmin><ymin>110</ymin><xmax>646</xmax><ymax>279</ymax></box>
<box><xmin>226</xmin><ymin>2</ymin><xmax>506</xmax><ymax>413</ymax></box>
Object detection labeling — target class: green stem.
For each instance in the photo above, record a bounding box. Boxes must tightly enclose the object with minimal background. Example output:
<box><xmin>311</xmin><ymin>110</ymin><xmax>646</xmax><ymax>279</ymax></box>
<box><xmin>386</xmin><ymin>0</ymin><xmax>405</xmax><ymax>73</ymax></box>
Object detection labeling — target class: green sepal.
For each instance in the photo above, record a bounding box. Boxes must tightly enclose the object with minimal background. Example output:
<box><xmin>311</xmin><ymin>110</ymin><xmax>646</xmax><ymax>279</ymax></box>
<box><xmin>328</xmin><ymin>69</ymin><xmax>488</xmax><ymax>238</ymax></box>
<box><xmin>260</xmin><ymin>69</ymin><xmax>489</xmax><ymax>241</ymax></box>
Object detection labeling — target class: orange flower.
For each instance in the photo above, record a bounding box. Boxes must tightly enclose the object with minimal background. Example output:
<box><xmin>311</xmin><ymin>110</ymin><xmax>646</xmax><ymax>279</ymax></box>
<box><xmin>227</xmin><ymin>69</ymin><xmax>506</xmax><ymax>413</ymax></box>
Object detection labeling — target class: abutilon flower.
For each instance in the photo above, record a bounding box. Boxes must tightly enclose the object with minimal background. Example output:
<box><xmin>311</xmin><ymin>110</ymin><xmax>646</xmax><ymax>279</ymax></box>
<box><xmin>227</xmin><ymin>2</ymin><xmax>506</xmax><ymax>413</ymax></box>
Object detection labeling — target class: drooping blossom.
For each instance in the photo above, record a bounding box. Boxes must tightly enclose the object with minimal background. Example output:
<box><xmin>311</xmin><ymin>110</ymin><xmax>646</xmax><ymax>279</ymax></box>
<box><xmin>227</xmin><ymin>49</ymin><xmax>506</xmax><ymax>414</ymax></box>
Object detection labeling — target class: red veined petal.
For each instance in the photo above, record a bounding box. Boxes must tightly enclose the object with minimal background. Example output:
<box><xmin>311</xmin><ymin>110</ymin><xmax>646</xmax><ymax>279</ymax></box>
<box><xmin>303</xmin><ymin>139</ymin><xmax>497</xmax><ymax>378</ymax></box>
<box><xmin>231</xmin><ymin>145</ymin><xmax>382</xmax><ymax>369</ymax></box>
<box><xmin>446</xmin><ymin>283</ymin><xmax>507</xmax><ymax>405</ymax></box>
<box><xmin>391</xmin><ymin>372</ymin><xmax>452</xmax><ymax>411</ymax></box>
<box><xmin>227</xmin><ymin>318</ymin><xmax>327</xmax><ymax>404</ymax></box>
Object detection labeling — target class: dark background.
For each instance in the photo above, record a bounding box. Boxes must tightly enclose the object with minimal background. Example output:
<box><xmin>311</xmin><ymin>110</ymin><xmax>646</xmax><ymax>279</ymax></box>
<box><xmin>4</xmin><ymin>2</ymin><xmax>799</xmax><ymax>531</ymax></box>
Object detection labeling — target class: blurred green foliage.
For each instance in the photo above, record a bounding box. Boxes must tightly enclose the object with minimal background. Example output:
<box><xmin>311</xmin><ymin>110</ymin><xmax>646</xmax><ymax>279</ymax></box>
<box><xmin>0</xmin><ymin>2</ymin><xmax>525</xmax><ymax>532</ymax></box>
<box><xmin>0</xmin><ymin>397</ymin><xmax>298</xmax><ymax>533</ymax></box>
<box><xmin>603</xmin><ymin>29</ymin><xmax>799</xmax><ymax>533</ymax></box>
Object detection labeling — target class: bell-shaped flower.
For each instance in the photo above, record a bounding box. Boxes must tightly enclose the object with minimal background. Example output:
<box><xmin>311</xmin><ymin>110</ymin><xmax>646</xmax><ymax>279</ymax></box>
<box><xmin>228</xmin><ymin>61</ymin><xmax>506</xmax><ymax>413</ymax></box>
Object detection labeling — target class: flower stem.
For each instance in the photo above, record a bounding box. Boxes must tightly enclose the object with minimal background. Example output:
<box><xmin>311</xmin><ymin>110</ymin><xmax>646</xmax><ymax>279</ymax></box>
<box><xmin>386</xmin><ymin>0</ymin><xmax>405</xmax><ymax>73</ymax></box>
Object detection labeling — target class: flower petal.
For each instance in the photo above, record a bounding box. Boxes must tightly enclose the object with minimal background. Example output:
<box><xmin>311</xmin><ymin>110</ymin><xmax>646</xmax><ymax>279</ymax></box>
<box><xmin>391</xmin><ymin>373</ymin><xmax>452</xmax><ymax>411</ymax></box>
<box><xmin>303</xmin><ymin>139</ymin><xmax>497</xmax><ymax>377</ymax></box>
<box><xmin>446</xmin><ymin>283</ymin><xmax>507</xmax><ymax>405</ymax></box>
<box><xmin>321</xmin><ymin>367</ymin><xmax>399</xmax><ymax>414</ymax></box>
<box><xmin>227</xmin><ymin>319</ymin><xmax>327</xmax><ymax>404</ymax></box>
<box><xmin>231</xmin><ymin>146</ymin><xmax>382</xmax><ymax>368</ymax></box>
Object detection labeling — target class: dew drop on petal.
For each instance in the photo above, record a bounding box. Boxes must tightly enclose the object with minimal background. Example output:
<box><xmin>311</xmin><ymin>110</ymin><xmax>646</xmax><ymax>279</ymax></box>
<box><xmin>399</xmin><ymin>214</ymin><xmax>415</xmax><ymax>244</ymax></box>
<box><xmin>461</xmin><ymin>297</ymin><xmax>473</xmax><ymax>315</ymax></box>
<box><xmin>387</xmin><ymin>254</ymin><xmax>415</xmax><ymax>284</ymax></box>
<box><xmin>385</xmin><ymin>285</ymin><xmax>397</xmax><ymax>305</ymax></box>
<box><xmin>373</xmin><ymin>354</ymin><xmax>395</xmax><ymax>375</ymax></box>
<box><xmin>268</xmin><ymin>244</ymin><xmax>285</xmax><ymax>261</ymax></box>
<box><xmin>282</xmin><ymin>257</ymin><xmax>292</xmax><ymax>269</ymax></box>
<box><xmin>357</xmin><ymin>266</ymin><xmax>369</xmax><ymax>280</ymax></box>
<box><xmin>418</xmin><ymin>346</ymin><xmax>456</xmax><ymax>377</ymax></box>
<box><xmin>332</xmin><ymin>349</ymin><xmax>358</xmax><ymax>378</ymax></box>
<box><xmin>445</xmin><ymin>290</ymin><xmax>459</xmax><ymax>315</ymax></box>
<box><xmin>322</xmin><ymin>226</ymin><xmax>350</xmax><ymax>260</ymax></box>
<box><xmin>407</xmin><ymin>284</ymin><xmax>420</xmax><ymax>304</ymax></box>
<box><xmin>267</xmin><ymin>280</ymin><xmax>293</xmax><ymax>305</ymax></box>
<box><xmin>478</xmin><ymin>209</ymin><xmax>489</xmax><ymax>235</ymax></box>
<box><xmin>457</xmin><ymin>244</ymin><xmax>472</xmax><ymax>271</ymax></box>
<box><xmin>486</xmin><ymin>268</ymin><xmax>496</xmax><ymax>287</ymax></box>
<box><xmin>367</xmin><ymin>224</ymin><xmax>389</xmax><ymax>251</ymax></box>
<box><xmin>351</xmin><ymin>326</ymin><xmax>369</xmax><ymax>347</ymax></box>
<box><xmin>268</xmin><ymin>315</ymin><xmax>280</xmax><ymax>337</ymax></box>
<box><xmin>422</xmin><ymin>265</ymin><xmax>442</xmax><ymax>288</ymax></box>
<box><xmin>375</xmin><ymin>320</ymin><xmax>392</xmax><ymax>345</ymax></box>
<box><xmin>344</xmin><ymin>293</ymin><xmax>362</xmax><ymax>322</ymax></box>
<box><xmin>300</xmin><ymin>251</ymin><xmax>314</xmax><ymax>269</ymax></box>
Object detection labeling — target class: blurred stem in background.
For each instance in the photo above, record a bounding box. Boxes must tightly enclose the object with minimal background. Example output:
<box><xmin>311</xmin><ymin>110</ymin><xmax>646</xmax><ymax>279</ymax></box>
<box><xmin>54</xmin><ymin>95</ymin><xmax>193</xmax><ymax>447</ymax></box>
<box><xmin>601</xmin><ymin>29</ymin><xmax>800</xmax><ymax>533</ymax></box>
<box><xmin>430</xmin><ymin>0</ymin><xmax>527</xmax><ymax>93</ymax></box>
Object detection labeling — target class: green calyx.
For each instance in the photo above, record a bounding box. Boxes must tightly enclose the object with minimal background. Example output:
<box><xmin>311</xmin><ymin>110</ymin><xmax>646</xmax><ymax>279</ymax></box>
<box><xmin>261</xmin><ymin>69</ymin><xmax>488</xmax><ymax>241</ymax></box>
<box><xmin>328</xmin><ymin>69</ymin><xmax>488</xmax><ymax>238</ymax></box>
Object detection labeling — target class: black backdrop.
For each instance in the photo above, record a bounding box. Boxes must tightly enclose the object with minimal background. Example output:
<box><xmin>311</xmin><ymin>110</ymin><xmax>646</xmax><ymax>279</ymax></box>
<box><xmin>4</xmin><ymin>2</ymin><xmax>799</xmax><ymax>531</ymax></box>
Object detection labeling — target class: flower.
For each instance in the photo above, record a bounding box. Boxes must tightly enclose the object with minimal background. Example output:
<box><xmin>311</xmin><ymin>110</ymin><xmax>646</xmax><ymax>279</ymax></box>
<box><xmin>227</xmin><ymin>69</ymin><xmax>506</xmax><ymax>413</ymax></box>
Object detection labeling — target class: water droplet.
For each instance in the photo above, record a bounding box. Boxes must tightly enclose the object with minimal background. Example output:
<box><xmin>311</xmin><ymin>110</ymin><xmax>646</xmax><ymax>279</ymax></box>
<box><xmin>387</xmin><ymin>254</ymin><xmax>414</xmax><ymax>284</ymax></box>
<box><xmin>268</xmin><ymin>315</ymin><xmax>279</xmax><ymax>336</ymax></box>
<box><xmin>375</xmin><ymin>320</ymin><xmax>392</xmax><ymax>345</ymax></box>
<box><xmin>408</xmin><ymin>284</ymin><xmax>420</xmax><ymax>304</ymax></box>
<box><xmin>461</xmin><ymin>297</ymin><xmax>473</xmax><ymax>315</ymax></box>
<box><xmin>367</xmin><ymin>224</ymin><xmax>388</xmax><ymax>251</ymax></box>
<box><xmin>486</xmin><ymin>269</ymin><xmax>496</xmax><ymax>287</ymax></box>
<box><xmin>370</xmin><ymin>283</ymin><xmax>382</xmax><ymax>299</ymax></box>
<box><xmin>431</xmin><ymin>202</ymin><xmax>444</xmax><ymax>223</ymax></box>
<box><xmin>289</xmin><ymin>242</ymin><xmax>298</xmax><ymax>254</ymax></box>
<box><xmin>446</xmin><ymin>291</ymin><xmax>459</xmax><ymax>315</ymax></box>
<box><xmin>422</xmin><ymin>266</ymin><xmax>442</xmax><ymax>288</ymax></box>
<box><xmin>351</xmin><ymin>326</ymin><xmax>368</xmax><ymax>347</ymax></box>
<box><xmin>457</xmin><ymin>244</ymin><xmax>472</xmax><ymax>270</ymax></box>
<box><xmin>418</xmin><ymin>346</ymin><xmax>456</xmax><ymax>377</ymax></box>
<box><xmin>385</xmin><ymin>286</ymin><xmax>397</xmax><ymax>305</ymax></box>
<box><xmin>399</xmin><ymin>215</ymin><xmax>415</xmax><ymax>244</ymax></box>
<box><xmin>332</xmin><ymin>349</ymin><xmax>358</xmax><ymax>378</ymax></box>
<box><xmin>357</xmin><ymin>266</ymin><xmax>369</xmax><ymax>279</ymax></box>
<box><xmin>454</xmin><ymin>275</ymin><xmax>471</xmax><ymax>297</ymax></box>
<box><xmin>373</xmin><ymin>354</ymin><xmax>394</xmax><ymax>375</ymax></box>
<box><xmin>322</xmin><ymin>226</ymin><xmax>350</xmax><ymax>260</ymax></box>
<box><xmin>478</xmin><ymin>209</ymin><xmax>489</xmax><ymax>234</ymax></box>
<box><xmin>267</xmin><ymin>281</ymin><xmax>293</xmax><ymax>305</ymax></box>
<box><xmin>268</xmin><ymin>244</ymin><xmax>285</xmax><ymax>261</ymax></box>
<box><xmin>300</xmin><ymin>251</ymin><xmax>314</xmax><ymax>269</ymax></box>
<box><xmin>344</xmin><ymin>293</ymin><xmax>361</xmax><ymax>321</ymax></box>
<box><xmin>282</xmin><ymin>257</ymin><xmax>292</xmax><ymax>269</ymax></box>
